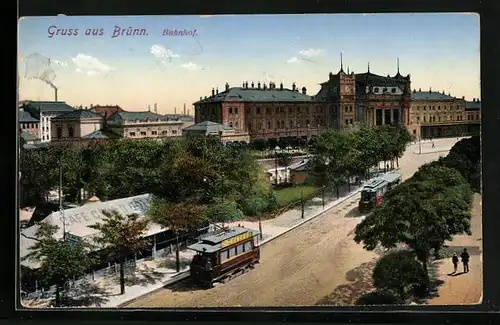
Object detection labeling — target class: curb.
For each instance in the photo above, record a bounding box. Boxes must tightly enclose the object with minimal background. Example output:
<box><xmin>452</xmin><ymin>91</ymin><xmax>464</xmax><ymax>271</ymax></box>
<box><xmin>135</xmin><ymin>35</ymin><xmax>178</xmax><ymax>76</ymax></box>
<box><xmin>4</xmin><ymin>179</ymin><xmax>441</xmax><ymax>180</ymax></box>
<box><xmin>413</xmin><ymin>149</ymin><xmax>450</xmax><ymax>155</ymax></box>
<box><xmin>256</xmin><ymin>188</ymin><xmax>362</xmax><ymax>247</ymax></box>
<box><xmin>117</xmin><ymin>270</ymin><xmax>190</xmax><ymax>308</ymax></box>
<box><xmin>256</xmin><ymin>168</ymin><xmax>401</xmax><ymax>247</ymax></box>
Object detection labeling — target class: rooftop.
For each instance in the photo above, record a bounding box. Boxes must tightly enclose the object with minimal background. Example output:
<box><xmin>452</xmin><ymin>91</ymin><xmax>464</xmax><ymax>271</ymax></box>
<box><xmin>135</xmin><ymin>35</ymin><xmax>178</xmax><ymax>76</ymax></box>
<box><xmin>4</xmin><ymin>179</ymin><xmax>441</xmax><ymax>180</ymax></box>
<box><xmin>20</xmin><ymin>130</ymin><xmax>37</xmax><ymax>141</ymax></box>
<box><xmin>81</xmin><ymin>129</ymin><xmax>120</xmax><ymax>140</ymax></box>
<box><xmin>194</xmin><ymin>85</ymin><xmax>314</xmax><ymax>104</ymax></box>
<box><xmin>107</xmin><ymin>111</ymin><xmax>181</xmax><ymax>122</ymax></box>
<box><xmin>22</xmin><ymin>101</ymin><xmax>75</xmax><ymax>113</ymax></box>
<box><xmin>91</xmin><ymin>105</ymin><xmax>126</xmax><ymax>117</ymax></box>
<box><xmin>52</xmin><ymin>109</ymin><xmax>104</xmax><ymax>120</ymax></box>
<box><xmin>411</xmin><ymin>90</ymin><xmax>457</xmax><ymax>101</ymax></box>
<box><xmin>183</xmin><ymin>121</ymin><xmax>233</xmax><ymax>134</ymax></box>
<box><xmin>465</xmin><ymin>99</ymin><xmax>481</xmax><ymax>111</ymax></box>
<box><xmin>187</xmin><ymin>227</ymin><xmax>260</xmax><ymax>253</ymax></box>
<box><xmin>18</xmin><ymin>110</ymin><xmax>39</xmax><ymax>123</ymax></box>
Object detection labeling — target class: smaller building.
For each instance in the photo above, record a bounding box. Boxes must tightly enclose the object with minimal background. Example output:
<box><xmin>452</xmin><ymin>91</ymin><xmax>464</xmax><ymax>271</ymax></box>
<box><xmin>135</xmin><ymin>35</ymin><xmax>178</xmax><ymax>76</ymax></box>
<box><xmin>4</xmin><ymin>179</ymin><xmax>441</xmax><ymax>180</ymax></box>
<box><xmin>21</xmin><ymin>101</ymin><xmax>75</xmax><ymax>143</ymax></box>
<box><xmin>107</xmin><ymin>111</ymin><xmax>184</xmax><ymax>139</ymax></box>
<box><xmin>288</xmin><ymin>159</ymin><xmax>312</xmax><ymax>185</ymax></box>
<box><xmin>19</xmin><ymin>109</ymin><xmax>40</xmax><ymax>139</ymax></box>
<box><xmin>51</xmin><ymin>109</ymin><xmax>105</xmax><ymax>141</ymax></box>
<box><xmin>182</xmin><ymin>121</ymin><xmax>250</xmax><ymax>144</ymax></box>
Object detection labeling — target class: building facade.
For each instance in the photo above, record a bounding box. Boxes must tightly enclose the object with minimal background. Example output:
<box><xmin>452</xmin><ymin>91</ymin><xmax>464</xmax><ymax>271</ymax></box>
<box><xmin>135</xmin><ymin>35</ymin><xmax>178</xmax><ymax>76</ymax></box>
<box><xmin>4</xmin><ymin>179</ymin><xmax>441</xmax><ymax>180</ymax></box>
<box><xmin>407</xmin><ymin>89</ymin><xmax>480</xmax><ymax>138</ymax></box>
<box><xmin>315</xmin><ymin>62</ymin><xmax>411</xmax><ymax>130</ymax></box>
<box><xmin>106</xmin><ymin>111</ymin><xmax>184</xmax><ymax>139</ymax></box>
<box><xmin>19</xmin><ymin>109</ymin><xmax>40</xmax><ymax>139</ymax></box>
<box><xmin>51</xmin><ymin>109</ymin><xmax>105</xmax><ymax>141</ymax></box>
<box><xmin>21</xmin><ymin>101</ymin><xmax>75</xmax><ymax>142</ymax></box>
<box><xmin>193</xmin><ymin>82</ymin><xmax>324</xmax><ymax>141</ymax></box>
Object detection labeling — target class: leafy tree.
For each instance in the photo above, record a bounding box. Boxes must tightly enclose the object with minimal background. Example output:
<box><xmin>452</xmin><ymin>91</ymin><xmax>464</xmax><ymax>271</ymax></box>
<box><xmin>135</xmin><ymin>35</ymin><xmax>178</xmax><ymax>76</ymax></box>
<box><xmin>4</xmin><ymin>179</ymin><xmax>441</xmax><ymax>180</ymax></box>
<box><xmin>22</xmin><ymin>223</ymin><xmax>94</xmax><ymax>306</ymax></box>
<box><xmin>355</xmin><ymin>290</ymin><xmax>398</xmax><ymax>306</ymax></box>
<box><xmin>372</xmin><ymin>251</ymin><xmax>428</xmax><ymax>301</ymax></box>
<box><xmin>354</xmin><ymin>165</ymin><xmax>472</xmax><ymax>278</ymax></box>
<box><xmin>89</xmin><ymin>210</ymin><xmax>150</xmax><ymax>295</ymax></box>
<box><xmin>241</xmin><ymin>196</ymin><xmax>268</xmax><ymax>216</ymax></box>
<box><xmin>148</xmin><ymin>199</ymin><xmax>208</xmax><ymax>232</ymax></box>
<box><xmin>205</xmin><ymin>199</ymin><xmax>245</xmax><ymax>223</ymax></box>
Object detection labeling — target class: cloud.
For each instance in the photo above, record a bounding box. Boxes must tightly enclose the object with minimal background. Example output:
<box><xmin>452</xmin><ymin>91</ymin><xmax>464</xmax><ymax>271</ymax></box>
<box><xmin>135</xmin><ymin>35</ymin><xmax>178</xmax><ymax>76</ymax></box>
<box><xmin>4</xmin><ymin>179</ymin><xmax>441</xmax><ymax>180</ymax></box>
<box><xmin>71</xmin><ymin>54</ymin><xmax>113</xmax><ymax>75</ymax></box>
<box><xmin>298</xmin><ymin>48</ymin><xmax>325</xmax><ymax>58</ymax></box>
<box><xmin>180</xmin><ymin>62</ymin><xmax>202</xmax><ymax>71</ymax></box>
<box><xmin>150</xmin><ymin>44</ymin><xmax>180</xmax><ymax>65</ymax></box>
<box><xmin>286</xmin><ymin>57</ymin><xmax>299</xmax><ymax>64</ymax></box>
<box><xmin>51</xmin><ymin>59</ymin><xmax>68</xmax><ymax>67</ymax></box>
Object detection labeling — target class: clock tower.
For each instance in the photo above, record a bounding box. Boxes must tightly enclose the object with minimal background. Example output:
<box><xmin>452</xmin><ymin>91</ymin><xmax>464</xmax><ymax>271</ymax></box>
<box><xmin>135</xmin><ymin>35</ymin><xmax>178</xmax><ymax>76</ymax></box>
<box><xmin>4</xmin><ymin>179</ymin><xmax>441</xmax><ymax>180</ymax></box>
<box><xmin>338</xmin><ymin>67</ymin><xmax>356</xmax><ymax>130</ymax></box>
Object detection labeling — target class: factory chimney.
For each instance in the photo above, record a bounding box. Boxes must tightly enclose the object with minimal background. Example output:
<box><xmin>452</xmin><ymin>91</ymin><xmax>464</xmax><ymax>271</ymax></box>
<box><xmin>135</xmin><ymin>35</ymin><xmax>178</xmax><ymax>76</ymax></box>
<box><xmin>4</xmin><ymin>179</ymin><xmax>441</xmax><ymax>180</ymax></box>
<box><xmin>55</xmin><ymin>88</ymin><xmax>58</xmax><ymax>102</ymax></box>
<box><xmin>183</xmin><ymin>103</ymin><xmax>187</xmax><ymax>116</ymax></box>
<box><xmin>154</xmin><ymin>103</ymin><xmax>158</xmax><ymax>113</ymax></box>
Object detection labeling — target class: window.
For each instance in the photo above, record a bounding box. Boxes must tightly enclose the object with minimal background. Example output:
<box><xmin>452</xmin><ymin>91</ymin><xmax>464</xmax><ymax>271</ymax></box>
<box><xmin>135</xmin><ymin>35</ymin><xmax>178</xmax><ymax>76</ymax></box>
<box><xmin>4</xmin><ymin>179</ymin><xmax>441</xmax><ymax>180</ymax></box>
<box><xmin>235</xmin><ymin>108</ymin><xmax>238</xmax><ymax>114</ymax></box>
<box><xmin>229</xmin><ymin>107</ymin><xmax>233</xmax><ymax>114</ymax></box>
<box><xmin>345</xmin><ymin>119</ymin><xmax>349</xmax><ymax>125</ymax></box>
<box><xmin>423</xmin><ymin>106</ymin><xmax>427</xmax><ymax>111</ymax></box>
<box><xmin>438</xmin><ymin>106</ymin><xmax>441</xmax><ymax>110</ymax></box>
<box><xmin>288</xmin><ymin>107</ymin><xmax>293</xmax><ymax>114</ymax></box>
<box><xmin>161</xmin><ymin>130</ymin><xmax>168</xmax><ymax>135</ymax></box>
<box><xmin>267</xmin><ymin>121</ymin><xmax>271</xmax><ymax>129</ymax></box>
<box><xmin>391</xmin><ymin>88</ymin><xmax>396</xmax><ymax>93</ymax></box>
<box><xmin>350</xmin><ymin>119</ymin><xmax>353</xmax><ymax>124</ymax></box>
<box><xmin>56</xmin><ymin>126</ymin><xmax>62</xmax><ymax>139</ymax></box>
<box><xmin>244</xmin><ymin>241</ymin><xmax>252</xmax><ymax>252</ymax></box>
<box><xmin>413</xmin><ymin>130</ymin><xmax>416</xmax><ymax>135</ymax></box>
<box><xmin>228</xmin><ymin>247</ymin><xmax>237</xmax><ymax>258</ymax></box>
<box><xmin>305</xmin><ymin>107</ymin><xmax>309</xmax><ymax>113</ymax></box>
<box><xmin>248</xmin><ymin>122</ymin><xmax>252</xmax><ymax>131</ymax></box>
<box><xmin>289</xmin><ymin>120</ymin><xmax>294</xmax><ymax>128</ymax></box>
<box><xmin>235</xmin><ymin>121</ymin><xmax>239</xmax><ymax>128</ymax></box>
<box><xmin>151</xmin><ymin>131</ymin><xmax>158</xmax><ymax>135</ymax></box>
<box><xmin>172</xmin><ymin>130</ymin><xmax>177</xmax><ymax>134</ymax></box>
<box><xmin>257</xmin><ymin>107</ymin><xmax>261</xmax><ymax>114</ymax></box>
<box><xmin>345</xmin><ymin>106</ymin><xmax>348</xmax><ymax>112</ymax></box>
<box><xmin>382</xmin><ymin>87</ymin><xmax>387</xmax><ymax>92</ymax></box>
<box><xmin>266</xmin><ymin>107</ymin><xmax>271</xmax><ymax>114</ymax></box>
<box><xmin>140</xmin><ymin>131</ymin><xmax>147</xmax><ymax>136</ymax></box>
<box><xmin>306</xmin><ymin>119</ymin><xmax>310</xmax><ymax>127</ymax></box>
<box><xmin>236</xmin><ymin>244</ymin><xmax>243</xmax><ymax>255</ymax></box>
<box><xmin>220</xmin><ymin>250</ymin><xmax>229</xmax><ymax>263</ymax></box>
<box><xmin>417</xmin><ymin>116</ymin><xmax>420</xmax><ymax>122</ymax></box>
<box><xmin>229</xmin><ymin>122</ymin><xmax>233</xmax><ymax>127</ymax></box>
<box><xmin>374</xmin><ymin>88</ymin><xmax>379</xmax><ymax>93</ymax></box>
<box><xmin>280</xmin><ymin>121</ymin><xmax>285</xmax><ymax>129</ymax></box>
<box><xmin>130</xmin><ymin>132</ymin><xmax>136</xmax><ymax>136</ymax></box>
<box><xmin>68</xmin><ymin>126</ymin><xmax>75</xmax><ymax>138</ymax></box>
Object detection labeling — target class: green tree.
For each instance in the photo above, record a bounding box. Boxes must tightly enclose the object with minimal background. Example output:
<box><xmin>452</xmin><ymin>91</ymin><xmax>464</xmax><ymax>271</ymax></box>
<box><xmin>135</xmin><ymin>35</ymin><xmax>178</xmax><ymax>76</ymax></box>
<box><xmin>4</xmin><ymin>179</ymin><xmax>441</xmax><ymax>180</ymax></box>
<box><xmin>372</xmin><ymin>251</ymin><xmax>428</xmax><ymax>301</ymax></box>
<box><xmin>22</xmin><ymin>223</ymin><xmax>94</xmax><ymax>307</ymax></box>
<box><xmin>354</xmin><ymin>165</ymin><xmax>472</xmax><ymax>278</ymax></box>
<box><xmin>205</xmin><ymin>199</ymin><xmax>245</xmax><ymax>223</ymax></box>
<box><xmin>89</xmin><ymin>210</ymin><xmax>150</xmax><ymax>295</ymax></box>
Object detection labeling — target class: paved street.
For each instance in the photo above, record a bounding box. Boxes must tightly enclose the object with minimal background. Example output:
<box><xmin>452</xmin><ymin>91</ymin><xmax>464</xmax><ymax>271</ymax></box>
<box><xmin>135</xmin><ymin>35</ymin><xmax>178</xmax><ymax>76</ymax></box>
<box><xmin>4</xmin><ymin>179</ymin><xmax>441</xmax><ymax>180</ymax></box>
<box><xmin>125</xmin><ymin>137</ymin><xmax>465</xmax><ymax>307</ymax></box>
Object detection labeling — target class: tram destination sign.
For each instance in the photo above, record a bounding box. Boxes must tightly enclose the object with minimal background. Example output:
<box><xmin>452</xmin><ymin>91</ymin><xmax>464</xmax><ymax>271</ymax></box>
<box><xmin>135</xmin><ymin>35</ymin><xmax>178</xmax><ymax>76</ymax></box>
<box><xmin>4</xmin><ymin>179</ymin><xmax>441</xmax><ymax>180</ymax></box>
<box><xmin>221</xmin><ymin>231</ymin><xmax>252</xmax><ymax>248</ymax></box>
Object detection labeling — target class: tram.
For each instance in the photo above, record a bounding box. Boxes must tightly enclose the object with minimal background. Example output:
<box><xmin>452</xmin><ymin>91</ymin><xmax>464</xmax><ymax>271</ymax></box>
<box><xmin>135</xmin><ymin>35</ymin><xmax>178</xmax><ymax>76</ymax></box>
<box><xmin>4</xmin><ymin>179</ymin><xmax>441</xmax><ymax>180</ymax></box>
<box><xmin>188</xmin><ymin>226</ymin><xmax>260</xmax><ymax>288</ymax></box>
<box><xmin>358</xmin><ymin>172</ymin><xmax>402</xmax><ymax>213</ymax></box>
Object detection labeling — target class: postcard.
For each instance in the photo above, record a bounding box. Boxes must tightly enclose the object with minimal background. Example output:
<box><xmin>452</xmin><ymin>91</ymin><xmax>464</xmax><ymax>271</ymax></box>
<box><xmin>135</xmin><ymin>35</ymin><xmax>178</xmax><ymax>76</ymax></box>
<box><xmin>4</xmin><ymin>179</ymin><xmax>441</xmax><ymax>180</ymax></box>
<box><xmin>17</xmin><ymin>13</ymin><xmax>481</xmax><ymax>309</ymax></box>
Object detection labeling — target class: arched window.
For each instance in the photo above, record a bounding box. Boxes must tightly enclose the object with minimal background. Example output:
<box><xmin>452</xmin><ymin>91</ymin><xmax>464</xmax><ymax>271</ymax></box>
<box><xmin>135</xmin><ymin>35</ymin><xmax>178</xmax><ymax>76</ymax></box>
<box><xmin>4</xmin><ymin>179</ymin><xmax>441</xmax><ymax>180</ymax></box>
<box><xmin>68</xmin><ymin>126</ymin><xmax>74</xmax><ymax>138</ymax></box>
<box><xmin>289</xmin><ymin>120</ymin><xmax>294</xmax><ymax>128</ymax></box>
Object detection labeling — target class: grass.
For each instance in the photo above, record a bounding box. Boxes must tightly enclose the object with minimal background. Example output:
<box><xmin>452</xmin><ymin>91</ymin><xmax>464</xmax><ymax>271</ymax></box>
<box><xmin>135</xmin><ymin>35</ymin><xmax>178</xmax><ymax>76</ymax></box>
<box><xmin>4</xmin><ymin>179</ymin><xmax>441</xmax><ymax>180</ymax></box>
<box><xmin>274</xmin><ymin>185</ymin><xmax>316</xmax><ymax>207</ymax></box>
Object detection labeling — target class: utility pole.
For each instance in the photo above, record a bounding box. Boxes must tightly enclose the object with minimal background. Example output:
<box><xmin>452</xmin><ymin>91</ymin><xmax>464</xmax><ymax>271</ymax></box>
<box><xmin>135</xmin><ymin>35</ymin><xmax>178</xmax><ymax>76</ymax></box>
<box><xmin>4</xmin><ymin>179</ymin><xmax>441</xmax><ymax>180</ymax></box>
<box><xmin>301</xmin><ymin>188</ymin><xmax>305</xmax><ymax>219</ymax></box>
<box><xmin>59</xmin><ymin>159</ymin><xmax>66</xmax><ymax>239</ymax></box>
<box><xmin>175</xmin><ymin>230</ymin><xmax>180</xmax><ymax>272</ymax></box>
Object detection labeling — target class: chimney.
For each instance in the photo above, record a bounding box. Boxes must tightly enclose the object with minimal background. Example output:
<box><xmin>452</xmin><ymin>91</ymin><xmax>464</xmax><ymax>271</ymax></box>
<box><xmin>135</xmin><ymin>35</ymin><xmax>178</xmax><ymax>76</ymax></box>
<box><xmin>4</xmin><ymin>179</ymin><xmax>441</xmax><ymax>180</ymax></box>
<box><xmin>154</xmin><ymin>103</ymin><xmax>158</xmax><ymax>113</ymax></box>
<box><xmin>174</xmin><ymin>107</ymin><xmax>177</xmax><ymax>114</ymax></box>
<box><xmin>462</xmin><ymin>96</ymin><xmax>465</xmax><ymax>100</ymax></box>
<box><xmin>242</xmin><ymin>81</ymin><xmax>245</xmax><ymax>87</ymax></box>
<box><xmin>245</xmin><ymin>81</ymin><xmax>248</xmax><ymax>88</ymax></box>
<box><xmin>90</xmin><ymin>103</ymin><xmax>94</xmax><ymax>108</ymax></box>
<box><xmin>419</xmin><ymin>88</ymin><xmax>421</xmax><ymax>92</ymax></box>
<box><xmin>251</xmin><ymin>82</ymin><xmax>254</xmax><ymax>88</ymax></box>
<box><xmin>54</xmin><ymin>88</ymin><xmax>58</xmax><ymax>102</ymax></box>
<box><xmin>148</xmin><ymin>104</ymin><xmax>151</xmax><ymax>111</ymax></box>
<box><xmin>84</xmin><ymin>106</ymin><xmax>88</xmax><ymax>110</ymax></box>
<box><xmin>413</xmin><ymin>89</ymin><xmax>416</xmax><ymax>93</ymax></box>
<box><xmin>302</xmin><ymin>87</ymin><xmax>307</xmax><ymax>95</ymax></box>
<box><xmin>280</xmin><ymin>82</ymin><xmax>283</xmax><ymax>90</ymax></box>
<box><xmin>429</xmin><ymin>87</ymin><xmax>432</xmax><ymax>93</ymax></box>
<box><xmin>216</xmin><ymin>87</ymin><xmax>219</xmax><ymax>94</ymax></box>
<box><xmin>292</xmin><ymin>83</ymin><xmax>296</xmax><ymax>91</ymax></box>
<box><xmin>183</xmin><ymin>103</ymin><xmax>187</xmax><ymax>116</ymax></box>
<box><xmin>212</xmin><ymin>88</ymin><xmax>215</xmax><ymax>96</ymax></box>
<box><xmin>263</xmin><ymin>83</ymin><xmax>267</xmax><ymax>90</ymax></box>
<box><xmin>187</xmin><ymin>109</ymin><xmax>190</xmax><ymax>116</ymax></box>
<box><xmin>258</xmin><ymin>82</ymin><xmax>261</xmax><ymax>89</ymax></box>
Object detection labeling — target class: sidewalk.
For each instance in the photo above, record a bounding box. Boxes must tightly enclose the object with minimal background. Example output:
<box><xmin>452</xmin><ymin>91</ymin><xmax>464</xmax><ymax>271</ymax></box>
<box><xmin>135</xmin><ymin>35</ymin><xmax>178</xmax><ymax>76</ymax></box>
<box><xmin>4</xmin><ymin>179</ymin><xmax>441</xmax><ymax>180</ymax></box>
<box><xmin>22</xmin><ymin>169</ymin><xmax>393</xmax><ymax>309</ymax></box>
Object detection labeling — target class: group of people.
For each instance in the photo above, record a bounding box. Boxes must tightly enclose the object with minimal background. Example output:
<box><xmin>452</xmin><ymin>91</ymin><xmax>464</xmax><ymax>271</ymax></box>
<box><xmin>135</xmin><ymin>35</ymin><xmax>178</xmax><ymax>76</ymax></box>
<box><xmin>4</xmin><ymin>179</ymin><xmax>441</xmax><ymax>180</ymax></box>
<box><xmin>452</xmin><ymin>248</ymin><xmax>470</xmax><ymax>273</ymax></box>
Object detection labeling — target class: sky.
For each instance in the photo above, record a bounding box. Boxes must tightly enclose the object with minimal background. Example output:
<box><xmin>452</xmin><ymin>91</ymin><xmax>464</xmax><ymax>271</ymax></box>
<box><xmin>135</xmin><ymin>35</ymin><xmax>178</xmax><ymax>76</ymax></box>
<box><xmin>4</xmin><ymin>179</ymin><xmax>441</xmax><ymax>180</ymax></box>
<box><xmin>18</xmin><ymin>13</ymin><xmax>480</xmax><ymax>115</ymax></box>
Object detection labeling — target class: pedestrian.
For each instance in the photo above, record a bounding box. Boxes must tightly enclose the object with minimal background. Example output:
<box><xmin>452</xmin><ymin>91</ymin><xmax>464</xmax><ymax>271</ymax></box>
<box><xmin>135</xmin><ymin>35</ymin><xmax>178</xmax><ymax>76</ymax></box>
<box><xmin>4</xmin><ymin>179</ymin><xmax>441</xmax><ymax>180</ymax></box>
<box><xmin>460</xmin><ymin>248</ymin><xmax>470</xmax><ymax>273</ymax></box>
<box><xmin>432</xmin><ymin>142</ymin><xmax>435</xmax><ymax>148</ymax></box>
<box><xmin>452</xmin><ymin>252</ymin><xmax>459</xmax><ymax>273</ymax></box>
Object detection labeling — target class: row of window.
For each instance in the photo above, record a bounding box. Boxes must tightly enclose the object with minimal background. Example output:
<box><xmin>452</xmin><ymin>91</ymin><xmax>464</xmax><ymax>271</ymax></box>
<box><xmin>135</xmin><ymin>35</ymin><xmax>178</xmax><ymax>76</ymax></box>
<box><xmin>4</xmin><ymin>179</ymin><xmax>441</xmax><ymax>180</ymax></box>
<box><xmin>413</xmin><ymin>113</ymin><xmax>479</xmax><ymax>124</ymax></box>
<box><xmin>345</xmin><ymin>119</ymin><xmax>354</xmax><ymax>125</ymax></box>
<box><xmin>344</xmin><ymin>106</ymin><xmax>354</xmax><ymax>113</ymax></box>
<box><xmin>252</xmin><ymin>106</ymin><xmax>319</xmax><ymax>115</ymax></box>
<box><xmin>414</xmin><ymin>105</ymin><xmax>461</xmax><ymax>111</ymax></box>
<box><xmin>373</xmin><ymin>87</ymin><xmax>398</xmax><ymax>94</ymax></box>
<box><xmin>219</xmin><ymin>241</ymin><xmax>253</xmax><ymax>263</ymax></box>
<box><xmin>20</xmin><ymin>123</ymin><xmax>38</xmax><ymax>129</ymax></box>
<box><xmin>248</xmin><ymin>118</ymin><xmax>322</xmax><ymax>131</ymax></box>
<box><xmin>129</xmin><ymin>130</ymin><xmax>178</xmax><ymax>137</ymax></box>
<box><xmin>56</xmin><ymin>126</ymin><xmax>75</xmax><ymax>139</ymax></box>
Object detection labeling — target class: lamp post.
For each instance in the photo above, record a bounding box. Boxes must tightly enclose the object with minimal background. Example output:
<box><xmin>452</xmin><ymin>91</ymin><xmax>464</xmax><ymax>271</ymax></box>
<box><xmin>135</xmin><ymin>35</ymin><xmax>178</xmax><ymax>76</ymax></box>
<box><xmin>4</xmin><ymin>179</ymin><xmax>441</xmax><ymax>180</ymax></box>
<box><xmin>58</xmin><ymin>158</ymin><xmax>66</xmax><ymax>240</ymax></box>
<box><xmin>258</xmin><ymin>211</ymin><xmax>263</xmax><ymax>240</ymax></box>
<box><xmin>418</xmin><ymin>136</ymin><xmax>422</xmax><ymax>155</ymax></box>
<box><xmin>274</xmin><ymin>145</ymin><xmax>280</xmax><ymax>186</ymax></box>
<box><xmin>322</xmin><ymin>159</ymin><xmax>329</xmax><ymax>209</ymax></box>
<box><xmin>301</xmin><ymin>188</ymin><xmax>305</xmax><ymax>219</ymax></box>
<box><xmin>175</xmin><ymin>230</ymin><xmax>180</xmax><ymax>272</ymax></box>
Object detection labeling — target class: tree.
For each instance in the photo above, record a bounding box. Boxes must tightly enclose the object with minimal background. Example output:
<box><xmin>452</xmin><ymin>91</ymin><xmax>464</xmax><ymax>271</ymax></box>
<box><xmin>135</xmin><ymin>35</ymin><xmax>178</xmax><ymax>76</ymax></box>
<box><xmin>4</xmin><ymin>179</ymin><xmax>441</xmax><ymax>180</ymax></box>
<box><xmin>22</xmin><ymin>223</ymin><xmax>94</xmax><ymax>307</ymax></box>
<box><xmin>372</xmin><ymin>251</ymin><xmax>428</xmax><ymax>301</ymax></box>
<box><xmin>277</xmin><ymin>152</ymin><xmax>292</xmax><ymax>167</ymax></box>
<box><xmin>354</xmin><ymin>165</ymin><xmax>472</xmax><ymax>278</ymax></box>
<box><xmin>89</xmin><ymin>210</ymin><xmax>150</xmax><ymax>295</ymax></box>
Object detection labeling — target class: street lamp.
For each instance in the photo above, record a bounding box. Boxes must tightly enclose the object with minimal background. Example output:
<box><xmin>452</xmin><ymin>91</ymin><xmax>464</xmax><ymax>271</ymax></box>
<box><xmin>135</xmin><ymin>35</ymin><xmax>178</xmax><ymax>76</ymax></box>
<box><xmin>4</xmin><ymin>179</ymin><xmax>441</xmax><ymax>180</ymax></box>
<box><xmin>258</xmin><ymin>211</ymin><xmax>263</xmax><ymax>240</ymax></box>
<box><xmin>175</xmin><ymin>230</ymin><xmax>180</xmax><ymax>272</ymax></box>
<box><xmin>418</xmin><ymin>136</ymin><xmax>422</xmax><ymax>155</ymax></box>
<box><xmin>274</xmin><ymin>145</ymin><xmax>281</xmax><ymax>186</ymax></box>
<box><xmin>58</xmin><ymin>158</ymin><xmax>67</xmax><ymax>240</ymax></box>
<box><xmin>322</xmin><ymin>159</ymin><xmax>329</xmax><ymax>209</ymax></box>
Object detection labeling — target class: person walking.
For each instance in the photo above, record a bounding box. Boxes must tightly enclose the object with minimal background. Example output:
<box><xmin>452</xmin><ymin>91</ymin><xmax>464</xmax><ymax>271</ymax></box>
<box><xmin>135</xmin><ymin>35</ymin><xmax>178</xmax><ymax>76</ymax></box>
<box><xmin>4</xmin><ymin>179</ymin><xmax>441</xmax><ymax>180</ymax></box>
<box><xmin>460</xmin><ymin>248</ymin><xmax>470</xmax><ymax>273</ymax></box>
<box><xmin>452</xmin><ymin>252</ymin><xmax>459</xmax><ymax>273</ymax></box>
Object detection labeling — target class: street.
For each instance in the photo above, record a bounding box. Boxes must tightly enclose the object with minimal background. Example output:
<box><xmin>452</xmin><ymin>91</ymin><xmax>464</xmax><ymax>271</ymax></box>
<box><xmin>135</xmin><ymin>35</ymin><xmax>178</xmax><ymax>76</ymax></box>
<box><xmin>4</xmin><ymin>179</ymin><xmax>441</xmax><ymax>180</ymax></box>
<box><xmin>125</xmin><ymin>138</ymin><xmax>464</xmax><ymax>307</ymax></box>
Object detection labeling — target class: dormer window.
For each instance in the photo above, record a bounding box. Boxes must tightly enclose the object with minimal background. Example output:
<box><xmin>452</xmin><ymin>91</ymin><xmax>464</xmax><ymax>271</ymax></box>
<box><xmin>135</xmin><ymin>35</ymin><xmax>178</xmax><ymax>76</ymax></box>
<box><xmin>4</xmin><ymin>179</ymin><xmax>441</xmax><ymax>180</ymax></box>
<box><xmin>391</xmin><ymin>88</ymin><xmax>396</xmax><ymax>93</ymax></box>
<box><xmin>374</xmin><ymin>88</ymin><xmax>379</xmax><ymax>93</ymax></box>
<box><xmin>382</xmin><ymin>87</ymin><xmax>387</xmax><ymax>92</ymax></box>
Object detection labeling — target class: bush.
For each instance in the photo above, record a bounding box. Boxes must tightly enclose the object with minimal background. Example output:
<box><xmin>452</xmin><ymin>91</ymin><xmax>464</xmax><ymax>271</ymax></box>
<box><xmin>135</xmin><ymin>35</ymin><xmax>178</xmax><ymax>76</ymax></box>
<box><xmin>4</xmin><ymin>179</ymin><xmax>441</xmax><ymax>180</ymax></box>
<box><xmin>372</xmin><ymin>251</ymin><xmax>428</xmax><ymax>300</ymax></box>
<box><xmin>205</xmin><ymin>200</ymin><xmax>245</xmax><ymax>222</ymax></box>
<box><xmin>355</xmin><ymin>290</ymin><xmax>399</xmax><ymax>305</ymax></box>
<box><xmin>241</xmin><ymin>196</ymin><xmax>268</xmax><ymax>216</ymax></box>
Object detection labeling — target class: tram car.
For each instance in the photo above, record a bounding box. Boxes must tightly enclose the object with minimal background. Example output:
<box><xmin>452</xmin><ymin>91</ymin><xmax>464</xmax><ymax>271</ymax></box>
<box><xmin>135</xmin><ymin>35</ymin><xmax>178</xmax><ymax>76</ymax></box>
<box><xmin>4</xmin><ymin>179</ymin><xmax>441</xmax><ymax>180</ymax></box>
<box><xmin>358</xmin><ymin>172</ymin><xmax>402</xmax><ymax>213</ymax></box>
<box><xmin>187</xmin><ymin>226</ymin><xmax>260</xmax><ymax>288</ymax></box>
